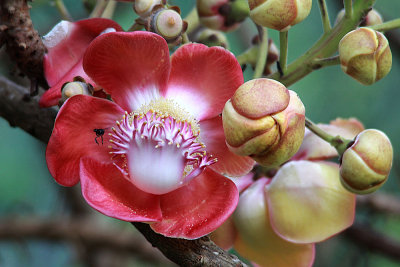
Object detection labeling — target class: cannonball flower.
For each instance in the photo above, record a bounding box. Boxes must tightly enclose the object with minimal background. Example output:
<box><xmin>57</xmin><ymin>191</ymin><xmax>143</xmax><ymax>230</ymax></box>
<box><xmin>46</xmin><ymin>31</ymin><xmax>254</xmax><ymax>239</ymax></box>
<box><xmin>40</xmin><ymin>18</ymin><xmax>122</xmax><ymax>107</ymax></box>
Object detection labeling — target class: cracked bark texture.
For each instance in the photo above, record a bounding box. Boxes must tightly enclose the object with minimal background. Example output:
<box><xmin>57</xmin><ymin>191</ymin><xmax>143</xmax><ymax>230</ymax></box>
<box><xmin>0</xmin><ymin>0</ymin><xmax>48</xmax><ymax>92</ymax></box>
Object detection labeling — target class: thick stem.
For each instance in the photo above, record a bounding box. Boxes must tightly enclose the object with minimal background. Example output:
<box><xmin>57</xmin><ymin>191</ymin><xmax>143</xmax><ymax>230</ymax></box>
<box><xmin>253</xmin><ymin>26</ymin><xmax>268</xmax><ymax>79</ymax></box>
<box><xmin>278</xmin><ymin>30</ymin><xmax>288</xmax><ymax>75</ymax></box>
<box><xmin>90</xmin><ymin>0</ymin><xmax>108</xmax><ymax>18</ymax></box>
<box><xmin>318</xmin><ymin>0</ymin><xmax>331</xmax><ymax>32</ymax></box>
<box><xmin>344</xmin><ymin>0</ymin><xmax>353</xmax><ymax>18</ymax></box>
<box><xmin>369</xmin><ymin>18</ymin><xmax>400</xmax><ymax>32</ymax></box>
<box><xmin>101</xmin><ymin>0</ymin><xmax>117</xmax><ymax>19</ymax></box>
<box><xmin>312</xmin><ymin>55</ymin><xmax>340</xmax><ymax>68</ymax></box>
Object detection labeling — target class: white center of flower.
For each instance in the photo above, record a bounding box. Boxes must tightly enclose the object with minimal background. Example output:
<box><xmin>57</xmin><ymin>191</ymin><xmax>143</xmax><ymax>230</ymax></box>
<box><xmin>109</xmin><ymin>98</ymin><xmax>217</xmax><ymax>195</ymax></box>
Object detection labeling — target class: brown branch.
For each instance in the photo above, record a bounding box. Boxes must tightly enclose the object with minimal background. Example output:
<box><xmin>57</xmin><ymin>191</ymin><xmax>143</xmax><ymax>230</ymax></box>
<box><xmin>345</xmin><ymin>222</ymin><xmax>400</xmax><ymax>261</ymax></box>
<box><xmin>133</xmin><ymin>222</ymin><xmax>248</xmax><ymax>267</ymax></box>
<box><xmin>357</xmin><ymin>193</ymin><xmax>400</xmax><ymax>216</ymax></box>
<box><xmin>0</xmin><ymin>76</ymin><xmax>56</xmax><ymax>143</ymax></box>
<box><xmin>0</xmin><ymin>0</ymin><xmax>48</xmax><ymax>93</ymax></box>
<box><xmin>0</xmin><ymin>216</ymin><xmax>173</xmax><ymax>265</ymax></box>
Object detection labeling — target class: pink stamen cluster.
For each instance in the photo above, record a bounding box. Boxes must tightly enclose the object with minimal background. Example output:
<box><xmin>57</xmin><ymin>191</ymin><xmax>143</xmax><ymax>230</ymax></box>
<box><xmin>109</xmin><ymin>111</ymin><xmax>217</xmax><ymax>183</ymax></box>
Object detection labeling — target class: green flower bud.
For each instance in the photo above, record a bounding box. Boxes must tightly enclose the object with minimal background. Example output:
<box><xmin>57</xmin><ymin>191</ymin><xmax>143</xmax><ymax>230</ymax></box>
<box><xmin>248</xmin><ymin>0</ymin><xmax>312</xmax><ymax>31</ymax></box>
<box><xmin>340</xmin><ymin>129</ymin><xmax>393</xmax><ymax>194</ymax></box>
<box><xmin>339</xmin><ymin>28</ymin><xmax>392</xmax><ymax>85</ymax></box>
<box><xmin>222</xmin><ymin>78</ymin><xmax>305</xmax><ymax>167</ymax></box>
<box><xmin>196</xmin><ymin>29</ymin><xmax>229</xmax><ymax>49</ymax></box>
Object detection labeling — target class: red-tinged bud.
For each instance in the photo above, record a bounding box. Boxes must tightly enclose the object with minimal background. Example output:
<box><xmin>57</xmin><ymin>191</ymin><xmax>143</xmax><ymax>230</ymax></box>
<box><xmin>340</xmin><ymin>129</ymin><xmax>393</xmax><ymax>194</ymax></box>
<box><xmin>197</xmin><ymin>0</ymin><xmax>249</xmax><ymax>32</ymax></box>
<box><xmin>248</xmin><ymin>0</ymin><xmax>312</xmax><ymax>31</ymax></box>
<box><xmin>335</xmin><ymin>9</ymin><xmax>383</xmax><ymax>27</ymax></box>
<box><xmin>222</xmin><ymin>78</ymin><xmax>305</xmax><ymax>167</ymax></box>
<box><xmin>339</xmin><ymin>28</ymin><xmax>392</xmax><ymax>85</ymax></box>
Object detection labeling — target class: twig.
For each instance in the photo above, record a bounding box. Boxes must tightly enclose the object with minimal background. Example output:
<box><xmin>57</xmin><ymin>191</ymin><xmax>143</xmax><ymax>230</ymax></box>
<box><xmin>318</xmin><ymin>0</ymin><xmax>331</xmax><ymax>32</ymax></box>
<box><xmin>345</xmin><ymin>222</ymin><xmax>400</xmax><ymax>261</ymax></box>
<box><xmin>133</xmin><ymin>222</ymin><xmax>248</xmax><ymax>267</ymax></box>
<box><xmin>253</xmin><ymin>25</ymin><xmax>268</xmax><ymax>79</ymax></box>
<box><xmin>357</xmin><ymin>193</ymin><xmax>400</xmax><ymax>216</ymax></box>
<box><xmin>0</xmin><ymin>76</ymin><xmax>56</xmax><ymax>143</ymax></box>
<box><xmin>0</xmin><ymin>216</ymin><xmax>173</xmax><ymax>265</ymax></box>
<box><xmin>0</xmin><ymin>0</ymin><xmax>48</xmax><ymax>91</ymax></box>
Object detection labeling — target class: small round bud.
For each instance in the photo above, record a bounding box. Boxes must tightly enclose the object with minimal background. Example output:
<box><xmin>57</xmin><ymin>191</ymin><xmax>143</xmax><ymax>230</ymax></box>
<box><xmin>154</xmin><ymin>9</ymin><xmax>183</xmax><ymax>40</ymax></box>
<box><xmin>335</xmin><ymin>9</ymin><xmax>383</xmax><ymax>27</ymax></box>
<box><xmin>196</xmin><ymin>29</ymin><xmax>229</xmax><ymax>49</ymax></box>
<box><xmin>197</xmin><ymin>0</ymin><xmax>249</xmax><ymax>32</ymax></box>
<box><xmin>134</xmin><ymin>0</ymin><xmax>162</xmax><ymax>17</ymax></box>
<box><xmin>340</xmin><ymin>129</ymin><xmax>393</xmax><ymax>194</ymax></box>
<box><xmin>222</xmin><ymin>78</ymin><xmax>305</xmax><ymax>167</ymax></box>
<box><xmin>248</xmin><ymin>0</ymin><xmax>312</xmax><ymax>31</ymax></box>
<box><xmin>60</xmin><ymin>80</ymin><xmax>93</xmax><ymax>104</ymax></box>
<box><xmin>339</xmin><ymin>28</ymin><xmax>392</xmax><ymax>85</ymax></box>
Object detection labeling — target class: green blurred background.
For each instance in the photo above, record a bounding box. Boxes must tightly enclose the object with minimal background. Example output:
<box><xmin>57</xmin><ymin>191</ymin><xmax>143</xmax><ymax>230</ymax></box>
<box><xmin>0</xmin><ymin>0</ymin><xmax>399</xmax><ymax>266</ymax></box>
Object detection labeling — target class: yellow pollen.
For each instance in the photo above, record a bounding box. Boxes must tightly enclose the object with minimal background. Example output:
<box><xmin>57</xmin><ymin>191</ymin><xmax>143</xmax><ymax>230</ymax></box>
<box><xmin>135</xmin><ymin>98</ymin><xmax>200</xmax><ymax>135</ymax></box>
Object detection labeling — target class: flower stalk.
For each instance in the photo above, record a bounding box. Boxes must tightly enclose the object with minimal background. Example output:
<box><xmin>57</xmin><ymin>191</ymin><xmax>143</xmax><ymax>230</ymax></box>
<box><xmin>369</xmin><ymin>18</ymin><xmax>400</xmax><ymax>32</ymax></box>
<box><xmin>318</xmin><ymin>0</ymin><xmax>331</xmax><ymax>32</ymax></box>
<box><xmin>305</xmin><ymin>117</ymin><xmax>351</xmax><ymax>155</ymax></box>
<box><xmin>279</xmin><ymin>30</ymin><xmax>288</xmax><ymax>75</ymax></box>
<box><xmin>253</xmin><ymin>26</ymin><xmax>268</xmax><ymax>79</ymax></box>
<box><xmin>54</xmin><ymin>0</ymin><xmax>72</xmax><ymax>21</ymax></box>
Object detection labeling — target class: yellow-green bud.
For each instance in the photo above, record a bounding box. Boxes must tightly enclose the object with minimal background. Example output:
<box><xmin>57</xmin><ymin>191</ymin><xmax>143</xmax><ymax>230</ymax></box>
<box><xmin>222</xmin><ymin>78</ymin><xmax>305</xmax><ymax>167</ymax></box>
<box><xmin>340</xmin><ymin>129</ymin><xmax>393</xmax><ymax>195</ymax></box>
<box><xmin>134</xmin><ymin>0</ymin><xmax>163</xmax><ymax>17</ymax></box>
<box><xmin>339</xmin><ymin>28</ymin><xmax>392</xmax><ymax>85</ymax></box>
<box><xmin>248</xmin><ymin>0</ymin><xmax>312</xmax><ymax>31</ymax></box>
<box><xmin>196</xmin><ymin>29</ymin><xmax>229</xmax><ymax>49</ymax></box>
<box><xmin>335</xmin><ymin>9</ymin><xmax>383</xmax><ymax>27</ymax></box>
<box><xmin>60</xmin><ymin>80</ymin><xmax>93</xmax><ymax>104</ymax></box>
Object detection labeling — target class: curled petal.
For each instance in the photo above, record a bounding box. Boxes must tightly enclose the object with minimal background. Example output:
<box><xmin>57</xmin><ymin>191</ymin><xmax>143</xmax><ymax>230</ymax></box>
<box><xmin>83</xmin><ymin>32</ymin><xmax>171</xmax><ymax>111</ymax></box>
<box><xmin>234</xmin><ymin>178</ymin><xmax>315</xmax><ymax>267</ymax></box>
<box><xmin>151</xmin><ymin>168</ymin><xmax>238</xmax><ymax>239</ymax></box>
<box><xmin>200</xmin><ymin>116</ymin><xmax>255</xmax><ymax>177</ymax></box>
<box><xmin>46</xmin><ymin>95</ymin><xmax>124</xmax><ymax>186</ymax></box>
<box><xmin>267</xmin><ymin>161</ymin><xmax>356</xmax><ymax>243</ymax></box>
<box><xmin>166</xmin><ymin>43</ymin><xmax>243</xmax><ymax>121</ymax></box>
<box><xmin>80</xmin><ymin>157</ymin><xmax>162</xmax><ymax>222</ymax></box>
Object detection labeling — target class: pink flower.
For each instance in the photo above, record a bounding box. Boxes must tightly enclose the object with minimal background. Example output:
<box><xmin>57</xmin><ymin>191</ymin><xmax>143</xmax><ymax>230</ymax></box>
<box><xmin>40</xmin><ymin>18</ymin><xmax>123</xmax><ymax>107</ymax></box>
<box><xmin>46</xmin><ymin>31</ymin><xmax>254</xmax><ymax>239</ymax></box>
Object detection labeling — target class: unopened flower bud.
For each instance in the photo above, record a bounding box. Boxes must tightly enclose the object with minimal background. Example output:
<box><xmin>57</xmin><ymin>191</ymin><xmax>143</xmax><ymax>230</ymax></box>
<box><xmin>222</xmin><ymin>78</ymin><xmax>305</xmax><ymax>167</ymax></box>
<box><xmin>196</xmin><ymin>29</ymin><xmax>229</xmax><ymax>49</ymax></box>
<box><xmin>335</xmin><ymin>9</ymin><xmax>383</xmax><ymax>27</ymax></box>
<box><xmin>146</xmin><ymin>7</ymin><xmax>187</xmax><ymax>45</ymax></box>
<box><xmin>60</xmin><ymin>78</ymin><xmax>93</xmax><ymax>105</ymax></box>
<box><xmin>340</xmin><ymin>129</ymin><xmax>393</xmax><ymax>194</ymax></box>
<box><xmin>134</xmin><ymin>0</ymin><xmax>163</xmax><ymax>17</ymax></box>
<box><xmin>339</xmin><ymin>28</ymin><xmax>392</xmax><ymax>85</ymax></box>
<box><xmin>248</xmin><ymin>0</ymin><xmax>312</xmax><ymax>31</ymax></box>
<box><xmin>197</xmin><ymin>0</ymin><xmax>249</xmax><ymax>32</ymax></box>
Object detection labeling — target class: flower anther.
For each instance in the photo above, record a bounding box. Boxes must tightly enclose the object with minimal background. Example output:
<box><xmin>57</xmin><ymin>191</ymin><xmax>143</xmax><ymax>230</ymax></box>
<box><xmin>108</xmin><ymin>99</ymin><xmax>217</xmax><ymax>194</ymax></box>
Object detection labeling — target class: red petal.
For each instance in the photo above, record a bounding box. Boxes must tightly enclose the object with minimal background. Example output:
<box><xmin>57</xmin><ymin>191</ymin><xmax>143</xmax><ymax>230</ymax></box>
<box><xmin>200</xmin><ymin>116</ymin><xmax>255</xmax><ymax>177</ymax></box>
<box><xmin>39</xmin><ymin>59</ymin><xmax>93</xmax><ymax>107</ymax></box>
<box><xmin>80</xmin><ymin>158</ymin><xmax>162</xmax><ymax>222</ymax></box>
<box><xmin>151</xmin><ymin>168</ymin><xmax>238</xmax><ymax>239</ymax></box>
<box><xmin>46</xmin><ymin>95</ymin><xmax>124</xmax><ymax>186</ymax></box>
<box><xmin>44</xmin><ymin>18</ymin><xmax>122</xmax><ymax>87</ymax></box>
<box><xmin>166</xmin><ymin>43</ymin><xmax>243</xmax><ymax>121</ymax></box>
<box><xmin>83</xmin><ymin>32</ymin><xmax>171</xmax><ymax>111</ymax></box>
